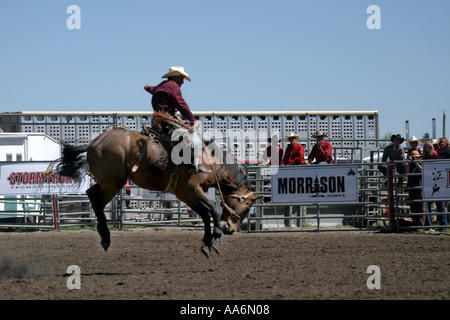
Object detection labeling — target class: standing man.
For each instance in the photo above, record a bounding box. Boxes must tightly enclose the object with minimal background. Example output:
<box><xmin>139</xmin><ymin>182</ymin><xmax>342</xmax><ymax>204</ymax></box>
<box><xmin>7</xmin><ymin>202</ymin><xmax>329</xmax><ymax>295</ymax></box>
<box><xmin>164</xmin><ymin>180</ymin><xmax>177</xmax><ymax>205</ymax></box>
<box><xmin>379</xmin><ymin>134</ymin><xmax>405</xmax><ymax>177</ymax></box>
<box><xmin>144</xmin><ymin>66</ymin><xmax>210</xmax><ymax>173</ymax></box>
<box><xmin>283</xmin><ymin>132</ymin><xmax>304</xmax><ymax>165</ymax></box>
<box><xmin>308</xmin><ymin>130</ymin><xmax>333</xmax><ymax>164</ymax></box>
<box><xmin>406</xmin><ymin>136</ymin><xmax>423</xmax><ymax>160</ymax></box>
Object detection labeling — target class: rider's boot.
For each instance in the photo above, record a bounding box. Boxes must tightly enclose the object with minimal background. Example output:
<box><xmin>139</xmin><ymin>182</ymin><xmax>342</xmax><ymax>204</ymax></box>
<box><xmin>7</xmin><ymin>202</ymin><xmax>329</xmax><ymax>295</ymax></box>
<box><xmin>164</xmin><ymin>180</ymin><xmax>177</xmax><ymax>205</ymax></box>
<box><xmin>188</xmin><ymin>149</ymin><xmax>211</xmax><ymax>174</ymax></box>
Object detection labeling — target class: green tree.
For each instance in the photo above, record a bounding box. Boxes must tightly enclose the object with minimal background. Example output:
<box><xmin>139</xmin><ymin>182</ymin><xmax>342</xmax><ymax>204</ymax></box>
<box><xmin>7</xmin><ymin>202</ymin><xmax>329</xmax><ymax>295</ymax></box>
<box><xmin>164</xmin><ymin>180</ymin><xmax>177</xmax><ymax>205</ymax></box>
<box><xmin>380</xmin><ymin>132</ymin><xmax>393</xmax><ymax>148</ymax></box>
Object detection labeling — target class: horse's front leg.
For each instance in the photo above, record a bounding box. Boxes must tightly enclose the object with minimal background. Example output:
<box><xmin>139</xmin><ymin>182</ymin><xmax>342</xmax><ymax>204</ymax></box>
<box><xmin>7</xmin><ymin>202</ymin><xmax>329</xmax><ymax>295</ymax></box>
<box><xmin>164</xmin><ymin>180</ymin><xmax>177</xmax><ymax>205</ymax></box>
<box><xmin>197</xmin><ymin>209</ymin><xmax>213</xmax><ymax>258</ymax></box>
<box><xmin>194</xmin><ymin>198</ymin><xmax>222</xmax><ymax>258</ymax></box>
<box><xmin>210</xmin><ymin>206</ymin><xmax>222</xmax><ymax>254</ymax></box>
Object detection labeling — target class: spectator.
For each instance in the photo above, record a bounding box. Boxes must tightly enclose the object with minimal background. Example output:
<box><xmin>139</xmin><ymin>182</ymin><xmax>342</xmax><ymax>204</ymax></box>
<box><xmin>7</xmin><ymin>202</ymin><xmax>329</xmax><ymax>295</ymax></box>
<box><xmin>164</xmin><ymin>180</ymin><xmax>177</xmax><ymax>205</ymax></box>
<box><xmin>125</xmin><ymin>180</ymin><xmax>131</xmax><ymax>208</ymax></box>
<box><xmin>437</xmin><ymin>137</ymin><xmax>449</xmax><ymax>155</ymax></box>
<box><xmin>422</xmin><ymin>140</ymin><xmax>438</xmax><ymax>160</ymax></box>
<box><xmin>379</xmin><ymin>134</ymin><xmax>405</xmax><ymax>183</ymax></box>
<box><xmin>262</xmin><ymin>136</ymin><xmax>283</xmax><ymax>165</ymax></box>
<box><xmin>437</xmin><ymin>147</ymin><xmax>450</xmax><ymax>159</ymax></box>
<box><xmin>430</xmin><ymin>138</ymin><xmax>439</xmax><ymax>152</ymax></box>
<box><xmin>405</xmin><ymin>150</ymin><xmax>426</xmax><ymax>232</ymax></box>
<box><xmin>406</xmin><ymin>136</ymin><xmax>423</xmax><ymax>160</ymax></box>
<box><xmin>307</xmin><ymin>130</ymin><xmax>333</xmax><ymax>164</ymax></box>
<box><xmin>283</xmin><ymin>132</ymin><xmax>304</xmax><ymax>165</ymax></box>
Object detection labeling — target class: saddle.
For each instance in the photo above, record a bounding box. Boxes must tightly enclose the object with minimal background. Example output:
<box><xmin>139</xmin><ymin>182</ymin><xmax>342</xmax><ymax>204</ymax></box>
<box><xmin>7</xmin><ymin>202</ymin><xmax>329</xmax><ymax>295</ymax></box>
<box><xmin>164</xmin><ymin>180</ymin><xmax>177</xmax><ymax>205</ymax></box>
<box><xmin>136</xmin><ymin>112</ymin><xmax>212</xmax><ymax>176</ymax></box>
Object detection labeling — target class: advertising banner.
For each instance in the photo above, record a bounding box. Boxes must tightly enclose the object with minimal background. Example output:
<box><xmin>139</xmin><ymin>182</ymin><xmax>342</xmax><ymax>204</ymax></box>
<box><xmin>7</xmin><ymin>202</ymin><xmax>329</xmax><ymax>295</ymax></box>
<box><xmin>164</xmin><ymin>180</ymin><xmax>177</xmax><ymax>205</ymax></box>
<box><xmin>271</xmin><ymin>165</ymin><xmax>359</xmax><ymax>204</ymax></box>
<box><xmin>422</xmin><ymin>160</ymin><xmax>450</xmax><ymax>200</ymax></box>
<box><xmin>0</xmin><ymin>162</ymin><xmax>89</xmax><ymax>195</ymax></box>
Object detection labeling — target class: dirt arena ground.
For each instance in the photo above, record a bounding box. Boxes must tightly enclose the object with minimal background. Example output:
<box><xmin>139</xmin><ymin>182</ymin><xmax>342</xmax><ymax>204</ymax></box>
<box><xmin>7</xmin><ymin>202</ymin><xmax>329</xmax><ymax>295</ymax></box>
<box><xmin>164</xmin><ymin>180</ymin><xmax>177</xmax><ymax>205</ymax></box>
<box><xmin>0</xmin><ymin>227</ymin><xmax>449</xmax><ymax>301</ymax></box>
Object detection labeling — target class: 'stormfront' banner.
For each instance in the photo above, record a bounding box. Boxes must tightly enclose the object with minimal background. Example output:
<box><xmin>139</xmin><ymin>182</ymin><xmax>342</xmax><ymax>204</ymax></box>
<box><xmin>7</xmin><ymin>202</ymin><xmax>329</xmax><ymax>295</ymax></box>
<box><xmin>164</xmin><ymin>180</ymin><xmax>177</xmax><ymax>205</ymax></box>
<box><xmin>271</xmin><ymin>165</ymin><xmax>359</xmax><ymax>204</ymax></box>
<box><xmin>0</xmin><ymin>162</ymin><xmax>89</xmax><ymax>195</ymax></box>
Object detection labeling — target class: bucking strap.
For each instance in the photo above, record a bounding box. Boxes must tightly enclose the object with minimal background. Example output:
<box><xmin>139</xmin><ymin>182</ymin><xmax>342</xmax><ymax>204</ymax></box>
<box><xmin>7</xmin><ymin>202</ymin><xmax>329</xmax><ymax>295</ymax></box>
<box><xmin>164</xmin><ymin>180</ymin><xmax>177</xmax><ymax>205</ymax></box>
<box><xmin>132</xmin><ymin>137</ymin><xmax>151</xmax><ymax>173</ymax></box>
<box><xmin>125</xmin><ymin>131</ymin><xmax>131</xmax><ymax>174</ymax></box>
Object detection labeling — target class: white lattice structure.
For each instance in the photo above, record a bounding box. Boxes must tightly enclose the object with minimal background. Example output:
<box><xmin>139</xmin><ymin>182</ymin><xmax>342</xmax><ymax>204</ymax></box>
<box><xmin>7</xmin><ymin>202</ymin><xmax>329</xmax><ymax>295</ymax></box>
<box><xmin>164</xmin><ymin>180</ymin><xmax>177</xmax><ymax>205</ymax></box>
<box><xmin>0</xmin><ymin>111</ymin><xmax>379</xmax><ymax>161</ymax></box>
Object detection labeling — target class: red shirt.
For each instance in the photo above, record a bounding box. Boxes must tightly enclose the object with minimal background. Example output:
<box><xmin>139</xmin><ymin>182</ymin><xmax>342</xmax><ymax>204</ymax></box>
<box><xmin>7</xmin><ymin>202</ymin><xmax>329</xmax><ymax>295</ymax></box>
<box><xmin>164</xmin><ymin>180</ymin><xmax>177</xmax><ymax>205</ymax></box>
<box><xmin>263</xmin><ymin>145</ymin><xmax>284</xmax><ymax>165</ymax></box>
<box><xmin>145</xmin><ymin>80</ymin><xmax>196</xmax><ymax>124</ymax></box>
<box><xmin>308</xmin><ymin>140</ymin><xmax>333</xmax><ymax>164</ymax></box>
<box><xmin>283</xmin><ymin>143</ymin><xmax>304</xmax><ymax>165</ymax></box>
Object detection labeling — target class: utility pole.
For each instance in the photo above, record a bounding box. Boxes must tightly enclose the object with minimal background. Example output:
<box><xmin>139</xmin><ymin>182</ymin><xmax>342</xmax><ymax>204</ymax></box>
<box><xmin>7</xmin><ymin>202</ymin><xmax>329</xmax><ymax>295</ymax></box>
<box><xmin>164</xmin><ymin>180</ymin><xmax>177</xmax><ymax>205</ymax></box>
<box><xmin>405</xmin><ymin>120</ymin><xmax>409</xmax><ymax>140</ymax></box>
<box><xmin>443</xmin><ymin>111</ymin><xmax>446</xmax><ymax>138</ymax></box>
<box><xmin>432</xmin><ymin>118</ymin><xmax>436</xmax><ymax>139</ymax></box>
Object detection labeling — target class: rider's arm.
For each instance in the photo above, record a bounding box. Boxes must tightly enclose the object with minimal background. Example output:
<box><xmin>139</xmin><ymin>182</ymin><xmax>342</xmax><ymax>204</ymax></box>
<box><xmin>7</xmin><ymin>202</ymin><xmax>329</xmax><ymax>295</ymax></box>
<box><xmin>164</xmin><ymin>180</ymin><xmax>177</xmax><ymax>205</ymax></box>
<box><xmin>144</xmin><ymin>85</ymin><xmax>155</xmax><ymax>94</ymax></box>
<box><xmin>170</xmin><ymin>84</ymin><xmax>196</xmax><ymax>124</ymax></box>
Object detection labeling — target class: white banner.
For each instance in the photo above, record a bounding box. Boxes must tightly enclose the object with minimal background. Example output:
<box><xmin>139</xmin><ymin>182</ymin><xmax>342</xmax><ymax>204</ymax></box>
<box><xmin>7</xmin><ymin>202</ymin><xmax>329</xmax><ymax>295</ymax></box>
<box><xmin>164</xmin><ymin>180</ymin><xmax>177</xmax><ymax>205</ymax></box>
<box><xmin>422</xmin><ymin>160</ymin><xmax>450</xmax><ymax>200</ymax></box>
<box><xmin>271</xmin><ymin>165</ymin><xmax>359</xmax><ymax>204</ymax></box>
<box><xmin>0</xmin><ymin>162</ymin><xmax>90</xmax><ymax>195</ymax></box>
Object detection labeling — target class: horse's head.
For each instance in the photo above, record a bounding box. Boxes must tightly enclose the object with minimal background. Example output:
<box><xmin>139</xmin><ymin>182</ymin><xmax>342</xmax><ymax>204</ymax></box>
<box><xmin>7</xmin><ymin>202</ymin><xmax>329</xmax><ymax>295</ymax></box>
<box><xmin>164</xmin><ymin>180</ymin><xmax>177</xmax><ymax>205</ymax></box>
<box><xmin>220</xmin><ymin>186</ymin><xmax>261</xmax><ymax>235</ymax></box>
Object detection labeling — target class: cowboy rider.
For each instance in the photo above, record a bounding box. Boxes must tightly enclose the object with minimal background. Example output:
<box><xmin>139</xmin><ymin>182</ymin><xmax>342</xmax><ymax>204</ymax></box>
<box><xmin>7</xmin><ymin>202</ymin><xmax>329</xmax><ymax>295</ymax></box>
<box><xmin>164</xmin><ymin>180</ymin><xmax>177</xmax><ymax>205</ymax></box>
<box><xmin>144</xmin><ymin>66</ymin><xmax>210</xmax><ymax>173</ymax></box>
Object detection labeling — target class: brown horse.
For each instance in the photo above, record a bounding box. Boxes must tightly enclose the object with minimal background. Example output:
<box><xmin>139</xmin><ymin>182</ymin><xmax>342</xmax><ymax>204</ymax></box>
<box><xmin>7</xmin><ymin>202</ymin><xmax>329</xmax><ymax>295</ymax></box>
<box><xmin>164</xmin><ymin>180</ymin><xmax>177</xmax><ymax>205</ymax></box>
<box><xmin>54</xmin><ymin>127</ymin><xmax>260</xmax><ymax>257</ymax></box>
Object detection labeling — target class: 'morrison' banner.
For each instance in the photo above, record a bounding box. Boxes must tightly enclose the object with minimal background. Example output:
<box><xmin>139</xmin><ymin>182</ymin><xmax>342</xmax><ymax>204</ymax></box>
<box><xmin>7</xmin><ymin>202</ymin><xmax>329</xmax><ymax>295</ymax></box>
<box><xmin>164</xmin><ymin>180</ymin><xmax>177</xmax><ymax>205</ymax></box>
<box><xmin>0</xmin><ymin>162</ymin><xmax>90</xmax><ymax>195</ymax></box>
<box><xmin>271</xmin><ymin>165</ymin><xmax>359</xmax><ymax>204</ymax></box>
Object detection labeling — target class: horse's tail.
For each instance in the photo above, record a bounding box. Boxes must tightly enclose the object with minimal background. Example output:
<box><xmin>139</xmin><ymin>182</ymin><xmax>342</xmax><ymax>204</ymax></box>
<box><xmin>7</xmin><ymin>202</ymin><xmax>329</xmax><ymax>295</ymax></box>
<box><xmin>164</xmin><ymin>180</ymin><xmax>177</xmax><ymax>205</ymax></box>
<box><xmin>54</xmin><ymin>143</ymin><xmax>89</xmax><ymax>183</ymax></box>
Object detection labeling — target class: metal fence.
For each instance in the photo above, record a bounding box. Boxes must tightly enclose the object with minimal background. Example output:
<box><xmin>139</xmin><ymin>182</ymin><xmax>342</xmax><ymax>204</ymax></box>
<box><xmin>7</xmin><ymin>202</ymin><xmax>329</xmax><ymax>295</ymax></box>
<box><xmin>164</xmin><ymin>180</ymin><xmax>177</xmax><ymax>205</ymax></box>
<box><xmin>390</xmin><ymin>159</ymin><xmax>449</xmax><ymax>232</ymax></box>
<box><xmin>244</xmin><ymin>163</ymin><xmax>389</xmax><ymax>232</ymax></box>
<box><xmin>0</xmin><ymin>194</ymin><xmax>97</xmax><ymax>228</ymax></box>
<box><xmin>1</xmin><ymin>160</ymin><xmax>448</xmax><ymax>233</ymax></box>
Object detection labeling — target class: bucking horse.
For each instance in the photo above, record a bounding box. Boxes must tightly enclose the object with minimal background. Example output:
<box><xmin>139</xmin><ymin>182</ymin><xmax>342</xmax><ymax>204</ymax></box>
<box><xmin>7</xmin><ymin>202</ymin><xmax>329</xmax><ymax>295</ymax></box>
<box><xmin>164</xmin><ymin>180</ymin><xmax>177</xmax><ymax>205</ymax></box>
<box><xmin>52</xmin><ymin>114</ymin><xmax>260</xmax><ymax>258</ymax></box>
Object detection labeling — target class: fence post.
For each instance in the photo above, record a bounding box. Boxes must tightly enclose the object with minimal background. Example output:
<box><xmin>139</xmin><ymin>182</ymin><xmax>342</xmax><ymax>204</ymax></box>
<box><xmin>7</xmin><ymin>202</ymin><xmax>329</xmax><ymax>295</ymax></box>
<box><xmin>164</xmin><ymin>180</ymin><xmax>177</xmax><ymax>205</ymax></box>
<box><xmin>388</xmin><ymin>161</ymin><xmax>396</xmax><ymax>232</ymax></box>
<box><xmin>52</xmin><ymin>194</ymin><xmax>59</xmax><ymax>230</ymax></box>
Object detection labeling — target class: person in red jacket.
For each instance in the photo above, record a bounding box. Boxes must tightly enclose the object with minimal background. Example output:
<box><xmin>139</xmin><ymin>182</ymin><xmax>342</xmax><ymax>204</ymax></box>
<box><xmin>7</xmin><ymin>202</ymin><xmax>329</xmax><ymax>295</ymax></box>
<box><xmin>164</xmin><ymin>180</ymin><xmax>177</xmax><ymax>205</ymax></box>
<box><xmin>144</xmin><ymin>66</ymin><xmax>210</xmax><ymax>174</ymax></box>
<box><xmin>262</xmin><ymin>136</ymin><xmax>284</xmax><ymax>165</ymax></box>
<box><xmin>144</xmin><ymin>66</ymin><xmax>196</xmax><ymax>125</ymax></box>
<box><xmin>283</xmin><ymin>132</ymin><xmax>304</xmax><ymax>165</ymax></box>
<box><xmin>308</xmin><ymin>130</ymin><xmax>333</xmax><ymax>164</ymax></box>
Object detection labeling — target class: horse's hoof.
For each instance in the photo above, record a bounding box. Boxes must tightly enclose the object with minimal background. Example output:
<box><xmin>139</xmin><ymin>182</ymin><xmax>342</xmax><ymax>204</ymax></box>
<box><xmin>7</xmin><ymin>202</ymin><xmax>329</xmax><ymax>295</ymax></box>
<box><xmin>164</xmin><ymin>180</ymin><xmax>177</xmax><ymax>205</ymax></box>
<box><xmin>211</xmin><ymin>241</ymin><xmax>220</xmax><ymax>255</ymax></box>
<box><xmin>201</xmin><ymin>245</ymin><xmax>210</xmax><ymax>258</ymax></box>
<box><xmin>100</xmin><ymin>240</ymin><xmax>110</xmax><ymax>252</ymax></box>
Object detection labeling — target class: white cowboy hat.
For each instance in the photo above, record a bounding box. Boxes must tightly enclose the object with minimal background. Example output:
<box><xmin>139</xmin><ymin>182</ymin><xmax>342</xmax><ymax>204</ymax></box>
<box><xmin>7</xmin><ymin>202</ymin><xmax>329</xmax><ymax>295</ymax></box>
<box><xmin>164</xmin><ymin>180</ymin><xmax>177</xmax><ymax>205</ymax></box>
<box><xmin>285</xmin><ymin>132</ymin><xmax>299</xmax><ymax>140</ymax></box>
<box><xmin>408</xmin><ymin>136</ymin><xmax>420</xmax><ymax>144</ymax></box>
<box><xmin>431</xmin><ymin>138</ymin><xmax>438</xmax><ymax>145</ymax></box>
<box><xmin>312</xmin><ymin>130</ymin><xmax>327</xmax><ymax>138</ymax></box>
<box><xmin>162</xmin><ymin>66</ymin><xmax>191</xmax><ymax>81</ymax></box>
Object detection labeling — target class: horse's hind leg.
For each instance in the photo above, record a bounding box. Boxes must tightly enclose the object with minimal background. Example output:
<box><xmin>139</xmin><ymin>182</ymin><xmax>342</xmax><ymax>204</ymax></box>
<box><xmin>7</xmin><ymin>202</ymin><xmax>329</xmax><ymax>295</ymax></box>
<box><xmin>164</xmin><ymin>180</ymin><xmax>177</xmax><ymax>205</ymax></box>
<box><xmin>87</xmin><ymin>180</ymin><xmax>124</xmax><ymax>251</ymax></box>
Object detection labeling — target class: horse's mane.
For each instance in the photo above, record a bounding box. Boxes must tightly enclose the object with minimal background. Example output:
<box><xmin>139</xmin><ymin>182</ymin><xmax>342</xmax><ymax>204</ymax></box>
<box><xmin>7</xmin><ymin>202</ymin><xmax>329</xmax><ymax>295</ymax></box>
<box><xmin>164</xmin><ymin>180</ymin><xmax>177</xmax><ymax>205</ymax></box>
<box><xmin>206</xmin><ymin>142</ymin><xmax>248</xmax><ymax>188</ymax></box>
<box><xmin>219</xmin><ymin>163</ymin><xmax>248</xmax><ymax>188</ymax></box>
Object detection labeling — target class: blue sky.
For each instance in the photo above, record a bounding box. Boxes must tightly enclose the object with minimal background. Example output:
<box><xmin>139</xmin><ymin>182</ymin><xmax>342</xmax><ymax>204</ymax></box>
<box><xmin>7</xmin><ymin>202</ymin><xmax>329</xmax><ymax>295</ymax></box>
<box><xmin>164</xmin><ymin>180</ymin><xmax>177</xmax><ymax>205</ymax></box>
<box><xmin>1</xmin><ymin>0</ymin><xmax>449</xmax><ymax>139</ymax></box>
